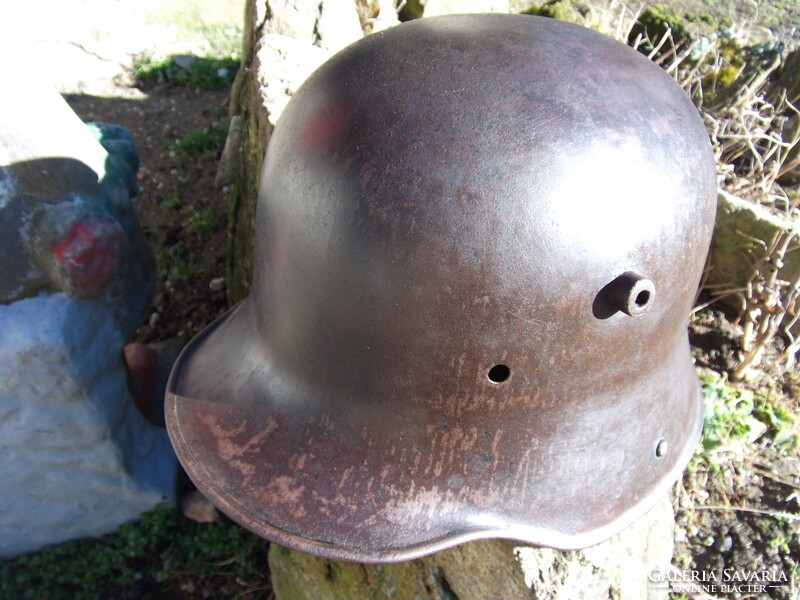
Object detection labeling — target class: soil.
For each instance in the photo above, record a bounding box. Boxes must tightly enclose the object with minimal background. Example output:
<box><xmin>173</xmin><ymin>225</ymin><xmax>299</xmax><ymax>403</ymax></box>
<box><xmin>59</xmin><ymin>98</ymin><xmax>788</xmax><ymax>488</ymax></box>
<box><xmin>65</xmin><ymin>85</ymin><xmax>231</xmax><ymax>344</ymax></box>
<box><xmin>683</xmin><ymin>305</ymin><xmax>799</xmax><ymax>600</ymax></box>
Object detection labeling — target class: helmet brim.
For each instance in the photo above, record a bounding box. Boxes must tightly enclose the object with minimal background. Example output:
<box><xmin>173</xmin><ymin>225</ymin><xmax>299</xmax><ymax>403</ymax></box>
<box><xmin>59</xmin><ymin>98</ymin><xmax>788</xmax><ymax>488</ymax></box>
<box><xmin>166</xmin><ymin>299</ymin><xmax>702</xmax><ymax>563</ymax></box>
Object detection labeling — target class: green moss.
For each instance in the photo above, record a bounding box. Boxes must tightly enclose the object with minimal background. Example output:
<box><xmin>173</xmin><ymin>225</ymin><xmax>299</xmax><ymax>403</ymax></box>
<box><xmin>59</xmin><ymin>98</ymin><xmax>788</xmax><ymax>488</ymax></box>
<box><xmin>171</xmin><ymin>123</ymin><xmax>228</xmax><ymax>162</ymax></box>
<box><xmin>628</xmin><ymin>4</ymin><xmax>693</xmax><ymax>57</ymax></box>
<box><xmin>716</xmin><ymin>63</ymin><xmax>741</xmax><ymax>86</ymax></box>
<box><xmin>692</xmin><ymin>37</ymin><xmax>744</xmax><ymax>105</ymax></box>
<box><xmin>522</xmin><ymin>0</ymin><xmax>587</xmax><ymax>24</ymax></box>
<box><xmin>697</xmin><ymin>371</ymin><xmax>798</xmax><ymax>459</ymax></box>
<box><xmin>397</xmin><ymin>0</ymin><xmax>424</xmax><ymax>21</ymax></box>
<box><xmin>719</xmin><ymin>42</ymin><xmax>742</xmax><ymax>62</ymax></box>
<box><xmin>268</xmin><ymin>545</ymin><xmax>436</xmax><ymax>600</ymax></box>
<box><xmin>133</xmin><ymin>55</ymin><xmax>240</xmax><ymax>91</ymax></box>
<box><xmin>0</xmin><ymin>506</ymin><xmax>270</xmax><ymax>600</ymax></box>
<box><xmin>701</xmin><ymin>63</ymin><xmax>742</xmax><ymax>97</ymax></box>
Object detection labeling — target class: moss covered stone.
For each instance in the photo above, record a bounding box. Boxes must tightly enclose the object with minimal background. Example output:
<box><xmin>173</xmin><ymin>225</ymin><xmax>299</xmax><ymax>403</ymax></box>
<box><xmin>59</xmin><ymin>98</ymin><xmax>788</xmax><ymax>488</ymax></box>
<box><xmin>627</xmin><ymin>4</ymin><xmax>693</xmax><ymax>57</ymax></box>
<box><xmin>521</xmin><ymin>0</ymin><xmax>587</xmax><ymax>25</ymax></box>
<box><xmin>706</xmin><ymin>191</ymin><xmax>800</xmax><ymax>305</ymax></box>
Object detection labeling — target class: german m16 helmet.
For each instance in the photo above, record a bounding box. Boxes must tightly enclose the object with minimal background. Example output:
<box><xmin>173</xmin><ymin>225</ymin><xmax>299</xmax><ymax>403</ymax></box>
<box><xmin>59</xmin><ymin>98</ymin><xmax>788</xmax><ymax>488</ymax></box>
<box><xmin>166</xmin><ymin>14</ymin><xmax>717</xmax><ymax>562</ymax></box>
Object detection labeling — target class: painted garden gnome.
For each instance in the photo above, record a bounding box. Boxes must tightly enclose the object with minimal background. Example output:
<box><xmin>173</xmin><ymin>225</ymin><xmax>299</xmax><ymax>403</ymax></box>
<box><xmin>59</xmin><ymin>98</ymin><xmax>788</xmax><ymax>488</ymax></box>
<box><xmin>0</xmin><ymin>74</ymin><xmax>176</xmax><ymax>558</ymax></box>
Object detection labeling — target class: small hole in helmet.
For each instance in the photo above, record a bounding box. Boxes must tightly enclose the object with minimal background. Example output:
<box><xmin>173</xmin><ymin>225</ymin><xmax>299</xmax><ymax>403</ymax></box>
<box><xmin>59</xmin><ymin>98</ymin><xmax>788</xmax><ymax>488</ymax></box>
<box><xmin>635</xmin><ymin>290</ymin><xmax>651</xmax><ymax>307</ymax></box>
<box><xmin>655</xmin><ymin>438</ymin><xmax>668</xmax><ymax>458</ymax></box>
<box><xmin>488</xmin><ymin>364</ymin><xmax>510</xmax><ymax>383</ymax></box>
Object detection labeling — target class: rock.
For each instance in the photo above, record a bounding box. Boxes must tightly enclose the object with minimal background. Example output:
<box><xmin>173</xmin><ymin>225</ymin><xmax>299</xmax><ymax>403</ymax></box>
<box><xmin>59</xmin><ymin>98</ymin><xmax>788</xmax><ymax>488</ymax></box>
<box><xmin>522</xmin><ymin>0</ymin><xmax>585</xmax><ymax>24</ymax></box>
<box><xmin>254</xmin><ymin>34</ymin><xmax>332</xmax><ymax>126</ymax></box>
<box><xmin>215</xmin><ymin>115</ymin><xmax>242</xmax><ymax>188</ymax></box>
<box><xmin>254</xmin><ymin>0</ymin><xmax>363</xmax><ymax>53</ymax></box>
<box><xmin>355</xmin><ymin>0</ymin><xmax>399</xmax><ymax>34</ymax></box>
<box><xmin>0</xmin><ymin>295</ymin><xmax>177</xmax><ymax>558</ymax></box>
<box><xmin>710</xmin><ymin>40</ymin><xmax>786</xmax><ymax>110</ymax></box>
<box><xmin>269</xmin><ymin>495</ymin><xmax>674</xmax><ymax>600</ymax></box>
<box><xmin>771</xmin><ymin>46</ymin><xmax>800</xmax><ymax>106</ymax></box>
<box><xmin>172</xmin><ymin>54</ymin><xmax>198</xmax><ymax>70</ymax></box>
<box><xmin>0</xmin><ymin>0</ymin><xmax>243</xmax><ymax>96</ymax></box>
<box><xmin>778</xmin><ymin>111</ymin><xmax>800</xmax><ymax>186</ymax></box>
<box><xmin>424</xmin><ymin>0</ymin><xmax>509</xmax><ymax>17</ymax></box>
<box><xmin>768</xmin><ymin>47</ymin><xmax>800</xmax><ymax>185</ymax></box>
<box><xmin>398</xmin><ymin>0</ymin><xmax>425</xmax><ymax>21</ymax></box>
<box><xmin>398</xmin><ymin>0</ymin><xmax>509</xmax><ymax>21</ymax></box>
<box><xmin>181</xmin><ymin>489</ymin><xmax>220</xmax><ymax>524</ymax></box>
<box><xmin>705</xmin><ymin>191</ymin><xmax>800</xmax><ymax>331</ymax></box>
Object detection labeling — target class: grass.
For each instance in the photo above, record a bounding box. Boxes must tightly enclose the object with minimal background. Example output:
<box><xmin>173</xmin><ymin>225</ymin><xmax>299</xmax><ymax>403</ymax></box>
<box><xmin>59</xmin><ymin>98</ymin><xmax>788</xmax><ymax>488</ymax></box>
<box><xmin>170</xmin><ymin>124</ymin><xmax>229</xmax><ymax>162</ymax></box>
<box><xmin>0</xmin><ymin>505</ymin><xmax>271</xmax><ymax>600</ymax></box>
<box><xmin>162</xmin><ymin>123</ymin><xmax>228</xmax><ymax>250</ymax></box>
<box><xmin>165</xmin><ymin>124</ymin><xmax>228</xmax><ymax>242</ymax></box>
<box><xmin>132</xmin><ymin>55</ymin><xmax>240</xmax><ymax>91</ymax></box>
<box><xmin>156</xmin><ymin>243</ymin><xmax>192</xmax><ymax>287</ymax></box>
<box><xmin>695</xmin><ymin>370</ymin><xmax>798</xmax><ymax>464</ymax></box>
<box><xmin>159</xmin><ymin>187</ymin><xmax>182</xmax><ymax>212</ymax></box>
<box><xmin>680</xmin><ymin>369</ymin><xmax>798</xmax><ymax>519</ymax></box>
<box><xmin>186</xmin><ymin>206</ymin><xmax>221</xmax><ymax>236</ymax></box>
<box><xmin>673</xmin><ymin>368</ymin><xmax>799</xmax><ymax>597</ymax></box>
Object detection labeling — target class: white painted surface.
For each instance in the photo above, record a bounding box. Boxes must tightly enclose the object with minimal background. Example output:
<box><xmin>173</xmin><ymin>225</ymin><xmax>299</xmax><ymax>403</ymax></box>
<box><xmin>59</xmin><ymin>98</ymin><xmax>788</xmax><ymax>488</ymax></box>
<box><xmin>0</xmin><ymin>65</ymin><xmax>108</xmax><ymax>176</ymax></box>
<box><xmin>0</xmin><ymin>294</ymin><xmax>176</xmax><ymax>558</ymax></box>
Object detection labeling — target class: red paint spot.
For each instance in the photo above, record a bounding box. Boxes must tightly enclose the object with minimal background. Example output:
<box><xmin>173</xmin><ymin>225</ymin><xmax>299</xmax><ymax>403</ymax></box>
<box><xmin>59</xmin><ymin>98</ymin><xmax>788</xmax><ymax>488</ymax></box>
<box><xmin>298</xmin><ymin>108</ymin><xmax>346</xmax><ymax>151</ymax></box>
<box><xmin>53</xmin><ymin>217</ymin><xmax>124</xmax><ymax>296</ymax></box>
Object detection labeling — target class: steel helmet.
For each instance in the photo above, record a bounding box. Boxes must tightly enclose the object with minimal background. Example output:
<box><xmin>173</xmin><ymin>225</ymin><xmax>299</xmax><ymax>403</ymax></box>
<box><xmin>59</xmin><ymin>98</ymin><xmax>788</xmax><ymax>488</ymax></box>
<box><xmin>166</xmin><ymin>14</ymin><xmax>717</xmax><ymax>562</ymax></box>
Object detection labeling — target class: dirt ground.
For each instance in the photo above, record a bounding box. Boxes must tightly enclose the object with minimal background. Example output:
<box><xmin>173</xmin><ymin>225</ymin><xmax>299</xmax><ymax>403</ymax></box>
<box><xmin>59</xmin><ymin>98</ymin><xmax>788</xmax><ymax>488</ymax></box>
<box><xmin>66</xmin><ymin>87</ymin><xmax>231</xmax><ymax>343</ymax></box>
<box><xmin>684</xmin><ymin>307</ymin><xmax>799</xmax><ymax>600</ymax></box>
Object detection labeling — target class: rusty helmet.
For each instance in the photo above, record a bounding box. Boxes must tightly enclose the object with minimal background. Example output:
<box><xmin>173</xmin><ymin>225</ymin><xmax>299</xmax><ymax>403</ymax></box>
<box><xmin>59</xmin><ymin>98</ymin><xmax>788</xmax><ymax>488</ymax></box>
<box><xmin>166</xmin><ymin>14</ymin><xmax>716</xmax><ymax>562</ymax></box>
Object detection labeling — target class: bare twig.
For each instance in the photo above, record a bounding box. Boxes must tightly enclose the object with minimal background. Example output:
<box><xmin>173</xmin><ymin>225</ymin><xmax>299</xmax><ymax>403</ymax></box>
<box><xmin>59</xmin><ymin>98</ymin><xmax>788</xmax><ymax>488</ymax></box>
<box><xmin>679</xmin><ymin>504</ymin><xmax>800</xmax><ymax>521</ymax></box>
<box><xmin>608</xmin><ymin>8</ymin><xmax>800</xmax><ymax>377</ymax></box>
